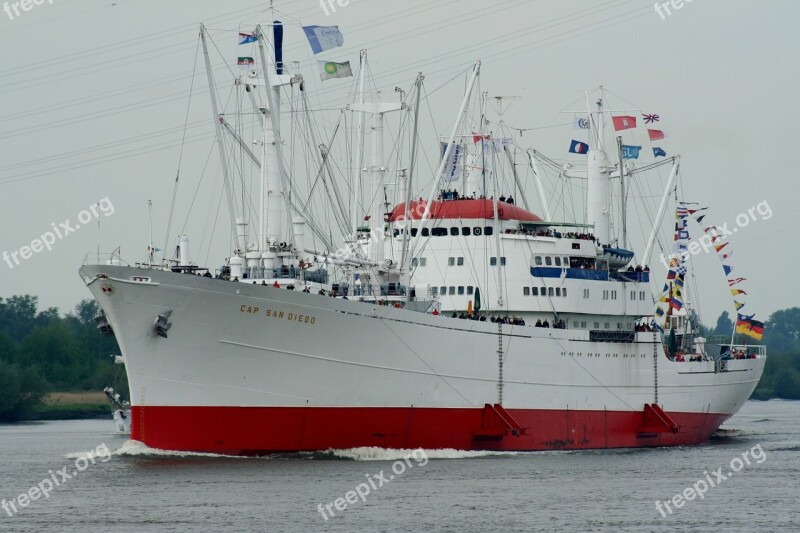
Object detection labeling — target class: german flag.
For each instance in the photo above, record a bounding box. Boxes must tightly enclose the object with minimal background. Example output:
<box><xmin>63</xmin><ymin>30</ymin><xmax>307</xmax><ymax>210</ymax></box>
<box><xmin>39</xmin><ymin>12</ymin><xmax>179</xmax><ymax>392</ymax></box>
<box><xmin>736</xmin><ymin>314</ymin><xmax>764</xmax><ymax>341</ymax></box>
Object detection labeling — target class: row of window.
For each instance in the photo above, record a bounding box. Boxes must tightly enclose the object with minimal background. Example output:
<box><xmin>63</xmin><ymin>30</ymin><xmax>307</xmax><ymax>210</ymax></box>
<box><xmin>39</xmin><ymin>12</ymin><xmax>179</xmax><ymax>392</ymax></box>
<box><xmin>561</xmin><ymin>351</ymin><xmax>646</xmax><ymax>359</ymax></box>
<box><xmin>533</xmin><ymin>255</ymin><xmax>571</xmax><ymax>267</ymax></box>
<box><xmin>573</xmin><ymin>321</ymin><xmax>631</xmax><ymax>330</ymax></box>
<box><xmin>411</xmin><ymin>256</ymin><xmax>508</xmax><ymax>268</ymax></box>
<box><xmin>630</xmin><ymin>290</ymin><xmax>647</xmax><ymax>301</ymax></box>
<box><xmin>523</xmin><ymin>286</ymin><xmax>568</xmax><ymax>297</ymax></box>
<box><xmin>433</xmin><ymin>286</ymin><xmax>476</xmax><ymax>297</ymax></box>
<box><xmin>602</xmin><ymin>290</ymin><xmax>618</xmax><ymax>301</ymax></box>
<box><xmin>394</xmin><ymin>226</ymin><xmax>495</xmax><ymax>238</ymax></box>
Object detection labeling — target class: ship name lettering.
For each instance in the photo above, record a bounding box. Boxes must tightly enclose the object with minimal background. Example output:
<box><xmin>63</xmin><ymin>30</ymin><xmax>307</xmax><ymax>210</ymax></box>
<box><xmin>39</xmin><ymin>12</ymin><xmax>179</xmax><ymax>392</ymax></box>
<box><xmin>287</xmin><ymin>313</ymin><xmax>315</xmax><ymax>324</ymax></box>
<box><xmin>240</xmin><ymin>305</ymin><xmax>260</xmax><ymax>314</ymax></box>
<box><xmin>265</xmin><ymin>309</ymin><xmax>284</xmax><ymax>319</ymax></box>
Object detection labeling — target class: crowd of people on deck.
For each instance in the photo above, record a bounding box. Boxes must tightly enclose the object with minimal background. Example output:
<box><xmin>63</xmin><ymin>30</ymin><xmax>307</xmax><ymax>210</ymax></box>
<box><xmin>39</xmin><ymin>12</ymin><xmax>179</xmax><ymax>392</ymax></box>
<box><xmin>626</xmin><ymin>265</ymin><xmax>651</xmax><ymax>273</ymax></box>
<box><xmin>534</xmin><ymin>318</ymin><xmax>566</xmax><ymax>329</ymax></box>
<box><xmin>437</xmin><ymin>189</ymin><xmax>516</xmax><ymax>205</ymax></box>
<box><xmin>504</xmin><ymin>227</ymin><xmax>597</xmax><ymax>242</ymax></box>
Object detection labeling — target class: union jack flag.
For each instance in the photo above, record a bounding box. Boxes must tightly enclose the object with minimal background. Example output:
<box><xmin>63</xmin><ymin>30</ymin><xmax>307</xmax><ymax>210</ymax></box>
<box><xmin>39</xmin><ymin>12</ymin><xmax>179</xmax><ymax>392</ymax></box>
<box><xmin>643</xmin><ymin>113</ymin><xmax>660</xmax><ymax>124</ymax></box>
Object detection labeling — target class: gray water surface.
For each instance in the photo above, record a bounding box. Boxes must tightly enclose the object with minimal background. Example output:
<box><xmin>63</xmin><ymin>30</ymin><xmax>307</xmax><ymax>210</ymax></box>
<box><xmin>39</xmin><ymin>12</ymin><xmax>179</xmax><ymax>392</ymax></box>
<box><xmin>0</xmin><ymin>400</ymin><xmax>797</xmax><ymax>532</ymax></box>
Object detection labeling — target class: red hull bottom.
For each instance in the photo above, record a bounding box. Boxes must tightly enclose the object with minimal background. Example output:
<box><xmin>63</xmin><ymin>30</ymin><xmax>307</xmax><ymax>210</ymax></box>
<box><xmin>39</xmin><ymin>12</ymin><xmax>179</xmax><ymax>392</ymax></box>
<box><xmin>131</xmin><ymin>406</ymin><xmax>731</xmax><ymax>455</ymax></box>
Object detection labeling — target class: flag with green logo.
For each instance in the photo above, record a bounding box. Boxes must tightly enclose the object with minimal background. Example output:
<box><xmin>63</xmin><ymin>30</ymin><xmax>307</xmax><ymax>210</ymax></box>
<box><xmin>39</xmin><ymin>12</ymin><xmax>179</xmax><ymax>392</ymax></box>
<box><xmin>318</xmin><ymin>60</ymin><xmax>352</xmax><ymax>81</ymax></box>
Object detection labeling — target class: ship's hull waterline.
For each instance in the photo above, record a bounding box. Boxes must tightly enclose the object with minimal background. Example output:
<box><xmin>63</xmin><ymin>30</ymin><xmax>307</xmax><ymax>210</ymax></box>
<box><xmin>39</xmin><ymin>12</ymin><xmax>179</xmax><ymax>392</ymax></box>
<box><xmin>80</xmin><ymin>265</ymin><xmax>764</xmax><ymax>454</ymax></box>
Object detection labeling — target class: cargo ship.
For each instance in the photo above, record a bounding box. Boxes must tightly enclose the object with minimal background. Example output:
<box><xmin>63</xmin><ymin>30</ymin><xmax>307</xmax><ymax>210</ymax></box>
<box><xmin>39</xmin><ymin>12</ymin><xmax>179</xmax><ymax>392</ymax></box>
<box><xmin>79</xmin><ymin>22</ymin><xmax>765</xmax><ymax>454</ymax></box>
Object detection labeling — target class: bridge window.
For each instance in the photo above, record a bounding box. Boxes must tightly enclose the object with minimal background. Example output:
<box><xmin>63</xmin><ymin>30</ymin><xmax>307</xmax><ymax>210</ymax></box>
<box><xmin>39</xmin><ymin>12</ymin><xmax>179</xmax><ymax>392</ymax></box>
<box><xmin>462</xmin><ymin>227</ymin><xmax>471</xmax><ymax>236</ymax></box>
<box><xmin>501</xmin><ymin>257</ymin><xmax>506</xmax><ymax>266</ymax></box>
<box><xmin>432</xmin><ymin>227</ymin><xmax>447</xmax><ymax>237</ymax></box>
<box><xmin>563</xmin><ymin>288</ymin><xmax>567</xmax><ymax>297</ymax></box>
<box><xmin>531</xmin><ymin>287</ymin><xmax>538</xmax><ymax>296</ymax></box>
<box><xmin>484</xmin><ymin>226</ymin><xmax>494</xmax><ymax>236</ymax></box>
<box><xmin>548</xmin><ymin>287</ymin><xmax>554</xmax><ymax>296</ymax></box>
<box><xmin>450</xmin><ymin>227</ymin><xmax>459</xmax><ymax>236</ymax></box>
<box><xmin>458</xmin><ymin>286</ymin><xmax>465</xmax><ymax>295</ymax></box>
<box><xmin>535</xmin><ymin>256</ymin><xmax>543</xmax><ymax>266</ymax></box>
<box><xmin>640</xmin><ymin>291</ymin><xmax>646</xmax><ymax>300</ymax></box>
<box><xmin>448</xmin><ymin>257</ymin><xmax>455</xmax><ymax>266</ymax></box>
<box><xmin>421</xmin><ymin>228</ymin><xmax>430</xmax><ymax>237</ymax></box>
<box><xmin>554</xmin><ymin>257</ymin><xmax>562</xmax><ymax>267</ymax></box>
<box><xmin>490</xmin><ymin>257</ymin><xmax>496</xmax><ymax>266</ymax></box>
<box><xmin>611</xmin><ymin>291</ymin><xmax>617</xmax><ymax>300</ymax></box>
<box><xmin>393</xmin><ymin>229</ymin><xmax>400</xmax><ymax>237</ymax></box>
<box><xmin>440</xmin><ymin>286</ymin><xmax>446</xmax><ymax>295</ymax></box>
<box><xmin>411</xmin><ymin>228</ymin><xmax>418</xmax><ymax>237</ymax></box>
<box><xmin>545</xmin><ymin>256</ymin><xmax>552</xmax><ymax>266</ymax></box>
<box><xmin>594</xmin><ymin>322</ymin><xmax>600</xmax><ymax>329</ymax></box>
<box><xmin>474</xmin><ymin>227</ymin><xmax>482</xmax><ymax>236</ymax></box>
<box><xmin>556</xmin><ymin>288</ymin><xmax>561</xmax><ymax>296</ymax></box>
<box><xmin>523</xmin><ymin>287</ymin><xmax>530</xmax><ymax>296</ymax></box>
<box><xmin>630</xmin><ymin>291</ymin><xmax>635</xmax><ymax>301</ymax></box>
<box><xmin>467</xmin><ymin>286</ymin><xmax>474</xmax><ymax>295</ymax></box>
<box><xmin>457</xmin><ymin>257</ymin><xmax>464</xmax><ymax>266</ymax></box>
<box><xmin>448</xmin><ymin>286</ymin><xmax>455</xmax><ymax>295</ymax></box>
<box><xmin>583</xmin><ymin>288</ymin><xmax>589</xmax><ymax>299</ymax></box>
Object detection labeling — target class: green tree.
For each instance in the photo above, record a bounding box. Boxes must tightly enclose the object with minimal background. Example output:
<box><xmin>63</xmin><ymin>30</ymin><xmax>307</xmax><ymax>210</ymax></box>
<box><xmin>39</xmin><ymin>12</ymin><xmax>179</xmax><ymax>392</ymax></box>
<box><xmin>765</xmin><ymin>308</ymin><xmax>800</xmax><ymax>355</ymax></box>
<box><xmin>713</xmin><ymin>311</ymin><xmax>733</xmax><ymax>338</ymax></box>
<box><xmin>773</xmin><ymin>367</ymin><xmax>800</xmax><ymax>400</ymax></box>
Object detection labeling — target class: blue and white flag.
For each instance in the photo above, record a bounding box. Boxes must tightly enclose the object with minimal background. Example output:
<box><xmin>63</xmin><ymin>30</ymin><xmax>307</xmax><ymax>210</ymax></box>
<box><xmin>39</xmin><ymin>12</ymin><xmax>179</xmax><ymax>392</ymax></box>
<box><xmin>238</xmin><ymin>32</ymin><xmax>257</xmax><ymax>45</ymax></box>
<box><xmin>302</xmin><ymin>25</ymin><xmax>344</xmax><ymax>54</ymax></box>
<box><xmin>569</xmin><ymin>140</ymin><xmax>589</xmax><ymax>155</ymax></box>
<box><xmin>574</xmin><ymin>116</ymin><xmax>590</xmax><ymax>130</ymax></box>
<box><xmin>653</xmin><ymin>147</ymin><xmax>667</xmax><ymax>157</ymax></box>
<box><xmin>440</xmin><ymin>142</ymin><xmax>463</xmax><ymax>181</ymax></box>
<box><xmin>621</xmin><ymin>145</ymin><xmax>642</xmax><ymax>159</ymax></box>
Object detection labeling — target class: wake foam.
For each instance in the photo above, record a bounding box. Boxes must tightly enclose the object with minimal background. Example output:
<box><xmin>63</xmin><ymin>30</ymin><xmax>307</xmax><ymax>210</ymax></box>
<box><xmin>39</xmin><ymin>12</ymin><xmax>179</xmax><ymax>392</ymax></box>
<box><xmin>323</xmin><ymin>446</ymin><xmax>528</xmax><ymax>461</ymax></box>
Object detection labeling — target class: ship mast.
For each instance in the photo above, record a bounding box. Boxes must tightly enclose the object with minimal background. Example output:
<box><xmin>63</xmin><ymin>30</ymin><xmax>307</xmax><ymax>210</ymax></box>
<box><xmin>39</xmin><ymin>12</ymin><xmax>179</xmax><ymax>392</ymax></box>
<box><xmin>349</xmin><ymin>94</ymin><xmax>403</xmax><ymax>268</ymax></box>
<box><xmin>255</xmin><ymin>23</ymin><xmax>297</xmax><ymax>273</ymax></box>
<box><xmin>351</xmin><ymin>50</ymin><xmax>368</xmax><ymax>240</ymax></box>
<box><xmin>586</xmin><ymin>88</ymin><xmax>612</xmax><ymax>246</ymax></box>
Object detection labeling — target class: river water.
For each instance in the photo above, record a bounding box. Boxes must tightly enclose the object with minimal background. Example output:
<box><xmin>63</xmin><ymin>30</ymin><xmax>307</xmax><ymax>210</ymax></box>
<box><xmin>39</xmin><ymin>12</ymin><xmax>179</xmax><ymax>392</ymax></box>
<box><xmin>0</xmin><ymin>400</ymin><xmax>797</xmax><ymax>532</ymax></box>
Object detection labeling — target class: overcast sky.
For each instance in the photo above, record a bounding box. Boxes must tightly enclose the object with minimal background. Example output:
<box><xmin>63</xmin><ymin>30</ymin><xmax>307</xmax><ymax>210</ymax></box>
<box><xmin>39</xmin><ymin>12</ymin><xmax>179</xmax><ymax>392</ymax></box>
<box><xmin>0</xmin><ymin>0</ymin><xmax>796</xmax><ymax>327</ymax></box>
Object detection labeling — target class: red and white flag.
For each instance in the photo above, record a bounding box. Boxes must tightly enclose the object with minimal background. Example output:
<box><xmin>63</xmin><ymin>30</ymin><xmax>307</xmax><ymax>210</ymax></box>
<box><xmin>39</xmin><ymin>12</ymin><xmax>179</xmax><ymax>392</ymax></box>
<box><xmin>612</xmin><ymin>115</ymin><xmax>637</xmax><ymax>131</ymax></box>
<box><xmin>648</xmin><ymin>129</ymin><xmax>667</xmax><ymax>141</ymax></box>
<box><xmin>472</xmin><ymin>131</ymin><xmax>490</xmax><ymax>144</ymax></box>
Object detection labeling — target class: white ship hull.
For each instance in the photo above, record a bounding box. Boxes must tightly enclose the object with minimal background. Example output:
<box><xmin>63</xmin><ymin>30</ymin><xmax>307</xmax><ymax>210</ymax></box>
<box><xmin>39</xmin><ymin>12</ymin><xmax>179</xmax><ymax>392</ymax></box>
<box><xmin>80</xmin><ymin>265</ymin><xmax>764</xmax><ymax>454</ymax></box>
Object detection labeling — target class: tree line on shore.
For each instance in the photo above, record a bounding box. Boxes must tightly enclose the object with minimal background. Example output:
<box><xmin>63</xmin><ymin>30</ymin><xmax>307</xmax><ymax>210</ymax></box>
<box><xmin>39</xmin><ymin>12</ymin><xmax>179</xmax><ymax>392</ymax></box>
<box><xmin>0</xmin><ymin>295</ymin><xmax>122</xmax><ymax>421</ymax></box>
<box><xmin>0</xmin><ymin>294</ymin><xmax>798</xmax><ymax>421</ymax></box>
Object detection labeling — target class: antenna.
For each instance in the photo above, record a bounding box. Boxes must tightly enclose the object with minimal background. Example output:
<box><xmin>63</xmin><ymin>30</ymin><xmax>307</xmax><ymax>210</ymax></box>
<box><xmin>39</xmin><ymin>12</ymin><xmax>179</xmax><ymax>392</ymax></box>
<box><xmin>148</xmin><ymin>200</ymin><xmax>154</xmax><ymax>265</ymax></box>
